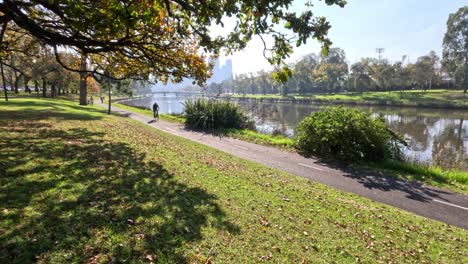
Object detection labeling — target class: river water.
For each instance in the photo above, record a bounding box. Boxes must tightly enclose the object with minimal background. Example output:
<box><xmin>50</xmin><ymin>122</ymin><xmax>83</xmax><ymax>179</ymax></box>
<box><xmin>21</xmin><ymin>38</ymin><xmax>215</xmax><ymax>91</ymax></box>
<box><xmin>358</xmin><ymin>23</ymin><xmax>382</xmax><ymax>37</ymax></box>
<box><xmin>121</xmin><ymin>94</ymin><xmax>468</xmax><ymax>170</ymax></box>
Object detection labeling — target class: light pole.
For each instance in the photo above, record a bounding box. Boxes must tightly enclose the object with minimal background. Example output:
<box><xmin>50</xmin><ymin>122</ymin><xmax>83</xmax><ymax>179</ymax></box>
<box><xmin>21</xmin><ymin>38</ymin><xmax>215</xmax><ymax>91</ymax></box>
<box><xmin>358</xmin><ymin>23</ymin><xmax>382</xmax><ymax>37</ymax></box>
<box><xmin>107</xmin><ymin>70</ymin><xmax>112</xmax><ymax>115</ymax></box>
<box><xmin>376</xmin><ymin>48</ymin><xmax>385</xmax><ymax>62</ymax></box>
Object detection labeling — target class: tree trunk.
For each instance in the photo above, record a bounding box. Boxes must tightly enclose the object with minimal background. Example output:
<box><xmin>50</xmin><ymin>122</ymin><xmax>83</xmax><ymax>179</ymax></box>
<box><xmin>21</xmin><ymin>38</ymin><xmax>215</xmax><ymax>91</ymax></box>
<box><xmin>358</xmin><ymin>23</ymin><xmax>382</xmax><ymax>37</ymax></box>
<box><xmin>108</xmin><ymin>77</ymin><xmax>112</xmax><ymax>114</ymax></box>
<box><xmin>0</xmin><ymin>22</ymin><xmax>8</xmax><ymax>101</ymax></box>
<box><xmin>51</xmin><ymin>84</ymin><xmax>56</xmax><ymax>98</ymax></box>
<box><xmin>42</xmin><ymin>79</ymin><xmax>47</xmax><ymax>98</ymax></box>
<box><xmin>34</xmin><ymin>80</ymin><xmax>39</xmax><ymax>95</ymax></box>
<box><xmin>13</xmin><ymin>71</ymin><xmax>19</xmax><ymax>94</ymax></box>
<box><xmin>25</xmin><ymin>78</ymin><xmax>31</xmax><ymax>93</ymax></box>
<box><xmin>79</xmin><ymin>54</ymin><xmax>88</xmax><ymax>105</ymax></box>
<box><xmin>464</xmin><ymin>62</ymin><xmax>467</xmax><ymax>94</ymax></box>
<box><xmin>0</xmin><ymin>61</ymin><xmax>8</xmax><ymax>101</ymax></box>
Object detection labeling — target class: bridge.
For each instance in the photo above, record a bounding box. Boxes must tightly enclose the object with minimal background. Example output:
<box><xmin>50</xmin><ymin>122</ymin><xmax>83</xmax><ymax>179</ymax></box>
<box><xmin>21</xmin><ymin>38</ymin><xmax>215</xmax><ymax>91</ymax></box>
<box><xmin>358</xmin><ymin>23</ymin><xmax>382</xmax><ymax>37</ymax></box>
<box><xmin>150</xmin><ymin>91</ymin><xmax>204</xmax><ymax>96</ymax></box>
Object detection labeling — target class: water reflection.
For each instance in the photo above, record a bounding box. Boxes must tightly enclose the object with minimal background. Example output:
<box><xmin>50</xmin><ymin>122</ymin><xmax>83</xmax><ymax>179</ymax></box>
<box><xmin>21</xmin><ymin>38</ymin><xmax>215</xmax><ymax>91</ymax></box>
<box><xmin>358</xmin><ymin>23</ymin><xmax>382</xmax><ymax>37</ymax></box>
<box><xmin>121</xmin><ymin>95</ymin><xmax>468</xmax><ymax>170</ymax></box>
<box><xmin>121</xmin><ymin>93</ymin><xmax>200</xmax><ymax>115</ymax></box>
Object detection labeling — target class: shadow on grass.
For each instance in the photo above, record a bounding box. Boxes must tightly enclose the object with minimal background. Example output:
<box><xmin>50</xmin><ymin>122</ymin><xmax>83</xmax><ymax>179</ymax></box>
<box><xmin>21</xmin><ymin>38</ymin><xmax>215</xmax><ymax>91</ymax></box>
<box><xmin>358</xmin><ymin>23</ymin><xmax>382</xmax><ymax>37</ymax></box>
<box><xmin>0</xmin><ymin>98</ymin><xmax>111</xmax><ymax>117</ymax></box>
<box><xmin>0</xmin><ymin>118</ymin><xmax>238</xmax><ymax>263</ymax></box>
<box><xmin>307</xmin><ymin>156</ymin><xmax>453</xmax><ymax>202</ymax></box>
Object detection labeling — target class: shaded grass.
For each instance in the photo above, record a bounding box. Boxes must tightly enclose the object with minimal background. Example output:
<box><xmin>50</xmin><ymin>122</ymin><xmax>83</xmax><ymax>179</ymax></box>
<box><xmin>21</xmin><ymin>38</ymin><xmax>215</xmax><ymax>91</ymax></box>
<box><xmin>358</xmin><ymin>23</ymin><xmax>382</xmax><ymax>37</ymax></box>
<box><xmin>1</xmin><ymin>98</ymin><xmax>467</xmax><ymax>263</ymax></box>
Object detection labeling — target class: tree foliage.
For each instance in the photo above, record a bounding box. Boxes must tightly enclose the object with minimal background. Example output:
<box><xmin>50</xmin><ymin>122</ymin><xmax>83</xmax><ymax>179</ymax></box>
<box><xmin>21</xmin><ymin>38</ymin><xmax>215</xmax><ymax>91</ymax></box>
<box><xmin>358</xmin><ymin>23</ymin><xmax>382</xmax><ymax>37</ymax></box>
<box><xmin>294</xmin><ymin>107</ymin><xmax>404</xmax><ymax>162</ymax></box>
<box><xmin>442</xmin><ymin>6</ymin><xmax>468</xmax><ymax>92</ymax></box>
<box><xmin>0</xmin><ymin>0</ymin><xmax>347</xmax><ymax>83</ymax></box>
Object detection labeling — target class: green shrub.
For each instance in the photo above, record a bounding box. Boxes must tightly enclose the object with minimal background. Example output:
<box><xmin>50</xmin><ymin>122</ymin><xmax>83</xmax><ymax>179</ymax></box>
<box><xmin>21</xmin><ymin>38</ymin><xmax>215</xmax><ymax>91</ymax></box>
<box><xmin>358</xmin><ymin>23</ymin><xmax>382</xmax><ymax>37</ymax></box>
<box><xmin>183</xmin><ymin>99</ymin><xmax>252</xmax><ymax>130</ymax></box>
<box><xmin>294</xmin><ymin>107</ymin><xmax>404</xmax><ymax>161</ymax></box>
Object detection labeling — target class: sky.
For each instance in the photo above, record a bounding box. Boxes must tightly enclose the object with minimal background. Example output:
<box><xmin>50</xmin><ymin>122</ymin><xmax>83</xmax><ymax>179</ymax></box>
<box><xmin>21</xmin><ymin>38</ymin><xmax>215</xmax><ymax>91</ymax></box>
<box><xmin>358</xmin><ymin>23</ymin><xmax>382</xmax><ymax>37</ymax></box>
<box><xmin>223</xmin><ymin>0</ymin><xmax>467</xmax><ymax>75</ymax></box>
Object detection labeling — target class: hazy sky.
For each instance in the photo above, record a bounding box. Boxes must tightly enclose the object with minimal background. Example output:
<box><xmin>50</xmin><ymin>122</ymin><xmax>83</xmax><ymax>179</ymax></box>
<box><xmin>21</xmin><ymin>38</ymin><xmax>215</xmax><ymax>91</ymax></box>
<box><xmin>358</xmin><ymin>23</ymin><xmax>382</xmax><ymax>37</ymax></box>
<box><xmin>224</xmin><ymin>0</ymin><xmax>467</xmax><ymax>75</ymax></box>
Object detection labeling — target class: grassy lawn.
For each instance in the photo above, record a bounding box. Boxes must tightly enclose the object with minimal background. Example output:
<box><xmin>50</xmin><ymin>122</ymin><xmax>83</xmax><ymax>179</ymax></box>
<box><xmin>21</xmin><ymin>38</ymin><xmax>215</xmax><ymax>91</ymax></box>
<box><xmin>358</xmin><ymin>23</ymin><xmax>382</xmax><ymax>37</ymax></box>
<box><xmin>0</xmin><ymin>98</ymin><xmax>467</xmax><ymax>263</ymax></box>
<box><xmin>233</xmin><ymin>89</ymin><xmax>468</xmax><ymax>109</ymax></box>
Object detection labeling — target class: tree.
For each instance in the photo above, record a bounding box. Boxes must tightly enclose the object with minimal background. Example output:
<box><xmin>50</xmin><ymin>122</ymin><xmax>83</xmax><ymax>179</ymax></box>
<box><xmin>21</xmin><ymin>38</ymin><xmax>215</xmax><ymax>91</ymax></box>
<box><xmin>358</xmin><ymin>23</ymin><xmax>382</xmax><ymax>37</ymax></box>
<box><xmin>313</xmin><ymin>48</ymin><xmax>348</xmax><ymax>92</ymax></box>
<box><xmin>350</xmin><ymin>60</ymin><xmax>373</xmax><ymax>92</ymax></box>
<box><xmin>442</xmin><ymin>6</ymin><xmax>468</xmax><ymax>93</ymax></box>
<box><xmin>411</xmin><ymin>52</ymin><xmax>440</xmax><ymax>92</ymax></box>
<box><xmin>297</xmin><ymin>79</ymin><xmax>307</xmax><ymax>95</ymax></box>
<box><xmin>293</xmin><ymin>53</ymin><xmax>318</xmax><ymax>93</ymax></box>
<box><xmin>0</xmin><ymin>0</ymin><xmax>347</xmax><ymax>104</ymax></box>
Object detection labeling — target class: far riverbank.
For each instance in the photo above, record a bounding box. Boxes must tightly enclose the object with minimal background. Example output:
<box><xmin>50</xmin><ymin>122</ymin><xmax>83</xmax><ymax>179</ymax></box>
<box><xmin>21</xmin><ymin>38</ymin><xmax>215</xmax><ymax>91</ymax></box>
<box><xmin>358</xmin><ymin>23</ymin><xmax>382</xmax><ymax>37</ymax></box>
<box><xmin>227</xmin><ymin>89</ymin><xmax>468</xmax><ymax>110</ymax></box>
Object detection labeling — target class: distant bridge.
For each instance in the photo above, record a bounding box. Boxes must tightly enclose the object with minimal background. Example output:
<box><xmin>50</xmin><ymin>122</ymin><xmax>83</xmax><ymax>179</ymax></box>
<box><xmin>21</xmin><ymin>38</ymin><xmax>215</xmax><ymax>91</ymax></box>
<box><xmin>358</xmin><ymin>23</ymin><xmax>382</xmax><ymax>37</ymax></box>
<box><xmin>151</xmin><ymin>91</ymin><xmax>203</xmax><ymax>96</ymax></box>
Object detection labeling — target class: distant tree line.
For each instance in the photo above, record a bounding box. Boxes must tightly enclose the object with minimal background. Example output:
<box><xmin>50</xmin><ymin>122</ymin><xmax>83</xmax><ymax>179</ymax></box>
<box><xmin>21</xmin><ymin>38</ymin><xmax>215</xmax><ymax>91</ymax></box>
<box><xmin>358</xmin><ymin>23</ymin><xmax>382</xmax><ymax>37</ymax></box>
<box><xmin>206</xmin><ymin>48</ymin><xmax>451</xmax><ymax>96</ymax></box>
<box><xmin>206</xmin><ymin>6</ymin><xmax>467</xmax><ymax>96</ymax></box>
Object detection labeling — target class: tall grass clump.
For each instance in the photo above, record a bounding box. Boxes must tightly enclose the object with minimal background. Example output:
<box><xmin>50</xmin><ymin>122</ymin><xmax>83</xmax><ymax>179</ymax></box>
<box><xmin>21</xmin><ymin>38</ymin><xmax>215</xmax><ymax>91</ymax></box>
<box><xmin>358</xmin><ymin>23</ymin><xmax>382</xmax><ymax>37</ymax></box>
<box><xmin>183</xmin><ymin>99</ymin><xmax>251</xmax><ymax>130</ymax></box>
<box><xmin>294</xmin><ymin>107</ymin><xmax>405</xmax><ymax>162</ymax></box>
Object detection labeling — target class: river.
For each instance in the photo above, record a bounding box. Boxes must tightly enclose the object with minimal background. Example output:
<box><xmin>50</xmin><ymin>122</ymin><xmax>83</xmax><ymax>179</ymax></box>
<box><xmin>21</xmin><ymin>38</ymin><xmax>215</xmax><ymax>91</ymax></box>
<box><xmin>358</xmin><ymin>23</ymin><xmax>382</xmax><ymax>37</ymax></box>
<box><xmin>121</xmin><ymin>94</ymin><xmax>468</xmax><ymax>170</ymax></box>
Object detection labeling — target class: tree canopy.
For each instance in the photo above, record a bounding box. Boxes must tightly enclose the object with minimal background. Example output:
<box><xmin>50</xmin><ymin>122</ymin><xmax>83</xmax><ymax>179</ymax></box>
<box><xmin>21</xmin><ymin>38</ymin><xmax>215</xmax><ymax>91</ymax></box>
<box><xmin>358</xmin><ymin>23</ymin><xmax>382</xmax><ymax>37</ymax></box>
<box><xmin>0</xmin><ymin>0</ymin><xmax>347</xmax><ymax>84</ymax></box>
<box><xmin>442</xmin><ymin>6</ymin><xmax>468</xmax><ymax>93</ymax></box>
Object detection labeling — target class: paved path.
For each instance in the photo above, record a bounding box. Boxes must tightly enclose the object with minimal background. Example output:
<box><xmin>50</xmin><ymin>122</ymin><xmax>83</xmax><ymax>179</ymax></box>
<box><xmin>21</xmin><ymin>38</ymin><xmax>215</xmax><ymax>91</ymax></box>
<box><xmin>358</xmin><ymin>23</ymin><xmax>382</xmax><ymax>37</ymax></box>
<box><xmin>100</xmin><ymin>103</ymin><xmax>468</xmax><ymax>229</ymax></box>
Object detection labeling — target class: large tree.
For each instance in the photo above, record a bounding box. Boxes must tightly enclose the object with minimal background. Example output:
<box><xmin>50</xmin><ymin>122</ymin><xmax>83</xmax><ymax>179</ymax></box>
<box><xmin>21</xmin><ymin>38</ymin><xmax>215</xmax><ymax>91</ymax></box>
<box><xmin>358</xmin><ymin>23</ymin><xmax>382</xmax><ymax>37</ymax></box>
<box><xmin>313</xmin><ymin>48</ymin><xmax>348</xmax><ymax>92</ymax></box>
<box><xmin>442</xmin><ymin>6</ymin><xmax>468</xmax><ymax>93</ymax></box>
<box><xmin>0</xmin><ymin>0</ymin><xmax>346</xmax><ymax>104</ymax></box>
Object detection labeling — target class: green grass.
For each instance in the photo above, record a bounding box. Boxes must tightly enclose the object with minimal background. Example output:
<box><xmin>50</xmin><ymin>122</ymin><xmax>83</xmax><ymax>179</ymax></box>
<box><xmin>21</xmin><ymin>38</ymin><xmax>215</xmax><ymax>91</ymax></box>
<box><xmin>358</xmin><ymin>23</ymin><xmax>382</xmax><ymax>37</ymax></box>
<box><xmin>1</xmin><ymin>98</ymin><xmax>467</xmax><ymax>263</ymax></box>
<box><xmin>233</xmin><ymin>89</ymin><xmax>468</xmax><ymax>109</ymax></box>
<box><xmin>368</xmin><ymin>160</ymin><xmax>468</xmax><ymax>193</ymax></box>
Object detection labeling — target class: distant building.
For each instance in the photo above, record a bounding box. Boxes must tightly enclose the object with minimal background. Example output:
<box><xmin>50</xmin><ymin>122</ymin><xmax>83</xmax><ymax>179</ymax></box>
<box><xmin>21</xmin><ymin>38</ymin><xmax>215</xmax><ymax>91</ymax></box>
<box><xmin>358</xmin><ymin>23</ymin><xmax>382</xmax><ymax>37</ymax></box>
<box><xmin>208</xmin><ymin>59</ymin><xmax>233</xmax><ymax>84</ymax></box>
<box><xmin>149</xmin><ymin>58</ymin><xmax>233</xmax><ymax>92</ymax></box>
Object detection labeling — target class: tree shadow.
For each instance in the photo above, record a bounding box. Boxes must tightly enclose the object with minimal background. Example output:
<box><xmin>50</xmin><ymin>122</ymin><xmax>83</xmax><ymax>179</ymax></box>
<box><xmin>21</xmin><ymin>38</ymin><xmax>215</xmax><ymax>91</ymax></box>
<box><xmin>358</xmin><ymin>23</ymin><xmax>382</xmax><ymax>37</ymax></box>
<box><xmin>0</xmin><ymin>108</ymin><xmax>103</xmax><ymax>122</ymax></box>
<box><xmin>310</xmin><ymin>158</ymin><xmax>453</xmax><ymax>203</ymax></box>
<box><xmin>0</xmin><ymin>119</ymin><xmax>238</xmax><ymax>263</ymax></box>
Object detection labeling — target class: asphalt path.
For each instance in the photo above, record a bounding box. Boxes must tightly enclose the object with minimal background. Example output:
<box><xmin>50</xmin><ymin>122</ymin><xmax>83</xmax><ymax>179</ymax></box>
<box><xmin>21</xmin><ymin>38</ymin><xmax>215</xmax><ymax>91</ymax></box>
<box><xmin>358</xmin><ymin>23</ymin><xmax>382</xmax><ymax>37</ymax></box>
<box><xmin>100</xmin><ymin>103</ymin><xmax>468</xmax><ymax>229</ymax></box>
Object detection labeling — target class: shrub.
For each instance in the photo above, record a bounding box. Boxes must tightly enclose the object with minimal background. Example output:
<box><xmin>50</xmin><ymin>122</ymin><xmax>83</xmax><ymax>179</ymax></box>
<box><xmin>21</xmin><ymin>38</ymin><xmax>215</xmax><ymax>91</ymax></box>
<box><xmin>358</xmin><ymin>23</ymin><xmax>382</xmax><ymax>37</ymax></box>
<box><xmin>183</xmin><ymin>99</ymin><xmax>252</xmax><ymax>130</ymax></box>
<box><xmin>294</xmin><ymin>107</ymin><xmax>404</xmax><ymax>162</ymax></box>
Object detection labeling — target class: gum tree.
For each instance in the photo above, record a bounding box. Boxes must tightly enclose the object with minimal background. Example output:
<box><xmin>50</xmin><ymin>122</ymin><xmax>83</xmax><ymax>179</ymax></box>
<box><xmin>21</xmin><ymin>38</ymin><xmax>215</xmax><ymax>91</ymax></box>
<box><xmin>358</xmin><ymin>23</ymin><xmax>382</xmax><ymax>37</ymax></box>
<box><xmin>442</xmin><ymin>6</ymin><xmax>468</xmax><ymax>93</ymax></box>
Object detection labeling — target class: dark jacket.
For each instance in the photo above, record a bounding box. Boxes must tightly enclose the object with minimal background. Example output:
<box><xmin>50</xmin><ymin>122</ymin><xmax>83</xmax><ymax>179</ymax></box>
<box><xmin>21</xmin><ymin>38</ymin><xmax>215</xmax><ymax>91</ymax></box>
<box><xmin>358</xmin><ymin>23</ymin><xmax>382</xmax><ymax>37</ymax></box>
<box><xmin>152</xmin><ymin>102</ymin><xmax>159</xmax><ymax>112</ymax></box>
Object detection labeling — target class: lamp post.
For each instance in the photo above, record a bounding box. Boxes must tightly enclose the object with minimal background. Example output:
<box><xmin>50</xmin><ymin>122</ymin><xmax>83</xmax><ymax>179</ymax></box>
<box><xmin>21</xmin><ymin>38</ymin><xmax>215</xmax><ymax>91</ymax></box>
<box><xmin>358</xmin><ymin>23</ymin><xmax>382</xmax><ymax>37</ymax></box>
<box><xmin>106</xmin><ymin>69</ymin><xmax>112</xmax><ymax>114</ymax></box>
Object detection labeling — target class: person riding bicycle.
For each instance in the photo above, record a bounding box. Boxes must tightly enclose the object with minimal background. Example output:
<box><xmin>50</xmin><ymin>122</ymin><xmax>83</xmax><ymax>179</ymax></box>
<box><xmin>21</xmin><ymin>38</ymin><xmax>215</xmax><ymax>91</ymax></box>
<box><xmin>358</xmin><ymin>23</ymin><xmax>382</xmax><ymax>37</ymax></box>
<box><xmin>152</xmin><ymin>102</ymin><xmax>159</xmax><ymax>120</ymax></box>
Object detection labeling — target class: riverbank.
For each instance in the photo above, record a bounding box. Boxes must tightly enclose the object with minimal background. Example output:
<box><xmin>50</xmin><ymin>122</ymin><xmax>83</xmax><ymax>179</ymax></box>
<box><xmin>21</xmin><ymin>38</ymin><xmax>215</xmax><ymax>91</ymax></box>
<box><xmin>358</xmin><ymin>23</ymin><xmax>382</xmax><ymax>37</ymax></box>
<box><xmin>115</xmin><ymin>102</ymin><xmax>468</xmax><ymax>194</ymax></box>
<box><xmin>1</xmin><ymin>98</ymin><xmax>466</xmax><ymax>263</ymax></box>
<box><xmin>229</xmin><ymin>89</ymin><xmax>468</xmax><ymax>109</ymax></box>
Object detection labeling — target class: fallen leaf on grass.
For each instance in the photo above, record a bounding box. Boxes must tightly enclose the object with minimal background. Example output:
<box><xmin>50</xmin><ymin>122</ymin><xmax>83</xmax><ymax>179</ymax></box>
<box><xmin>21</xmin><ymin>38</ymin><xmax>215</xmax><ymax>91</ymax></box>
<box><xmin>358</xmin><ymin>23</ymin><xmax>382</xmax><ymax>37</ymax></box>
<box><xmin>145</xmin><ymin>254</ymin><xmax>157</xmax><ymax>263</ymax></box>
<box><xmin>259</xmin><ymin>216</ymin><xmax>270</xmax><ymax>226</ymax></box>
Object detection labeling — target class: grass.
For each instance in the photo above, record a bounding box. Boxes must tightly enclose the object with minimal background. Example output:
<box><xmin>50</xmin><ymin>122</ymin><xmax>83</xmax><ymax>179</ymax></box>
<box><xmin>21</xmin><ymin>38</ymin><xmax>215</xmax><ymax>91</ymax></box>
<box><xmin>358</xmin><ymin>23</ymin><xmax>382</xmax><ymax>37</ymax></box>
<box><xmin>368</xmin><ymin>160</ymin><xmax>468</xmax><ymax>193</ymax></box>
<box><xmin>232</xmin><ymin>89</ymin><xmax>468</xmax><ymax>109</ymax></box>
<box><xmin>1</xmin><ymin>98</ymin><xmax>467</xmax><ymax>263</ymax></box>
<box><xmin>113</xmin><ymin>101</ymin><xmax>467</xmax><ymax>193</ymax></box>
